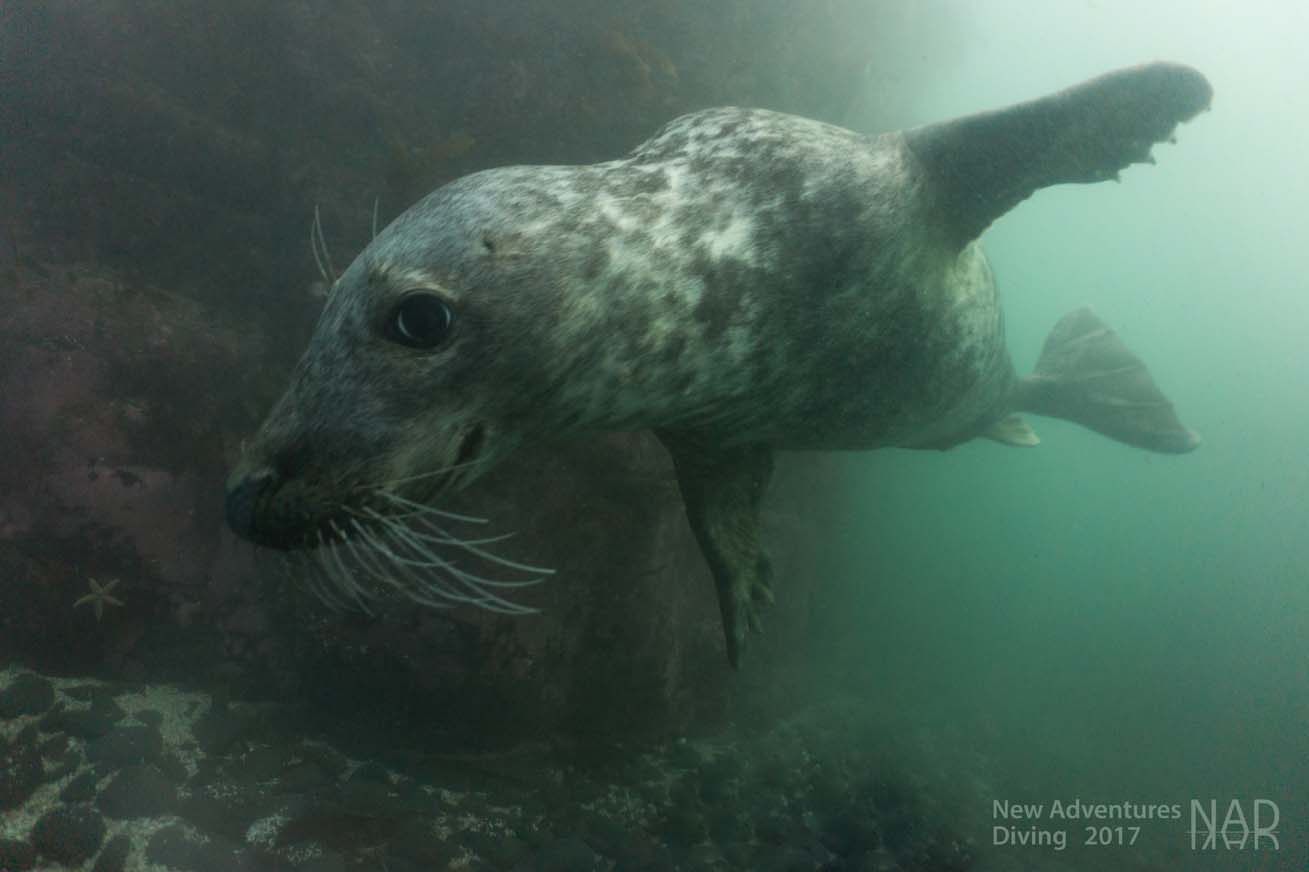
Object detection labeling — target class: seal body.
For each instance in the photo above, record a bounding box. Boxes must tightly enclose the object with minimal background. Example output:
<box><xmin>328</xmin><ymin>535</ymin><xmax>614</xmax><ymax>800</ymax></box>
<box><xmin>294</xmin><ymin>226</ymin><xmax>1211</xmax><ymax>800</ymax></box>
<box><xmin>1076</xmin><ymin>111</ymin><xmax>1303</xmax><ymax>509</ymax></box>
<box><xmin>227</xmin><ymin>62</ymin><xmax>1210</xmax><ymax>664</ymax></box>
<box><xmin>435</xmin><ymin>109</ymin><xmax>1015</xmax><ymax>454</ymax></box>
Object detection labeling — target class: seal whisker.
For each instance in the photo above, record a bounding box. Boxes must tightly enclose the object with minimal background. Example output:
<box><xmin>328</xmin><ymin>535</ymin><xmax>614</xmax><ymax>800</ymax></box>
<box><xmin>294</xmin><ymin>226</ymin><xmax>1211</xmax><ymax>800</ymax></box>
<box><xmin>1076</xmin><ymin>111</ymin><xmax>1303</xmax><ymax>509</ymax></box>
<box><xmin>344</xmin><ymin>519</ymin><xmax>459</xmax><ymax>610</ymax></box>
<box><xmin>376</xmin><ymin>510</ymin><xmax>502</xmax><ymax>545</ymax></box>
<box><xmin>353</xmin><ymin>521</ymin><xmax>514</xmax><ymax>612</ymax></box>
<box><xmin>407</xmin><ymin>530</ymin><xmax>516</xmax><ymax>548</ymax></box>
<box><xmin>399</xmin><ymin>527</ymin><xmax>549</xmax><ymax>587</ymax></box>
<box><xmin>364</xmin><ymin>511</ymin><xmax>540</xmax><ymax>613</ymax></box>
<box><xmin>373</xmin><ymin>512</ymin><xmax>544</xmax><ymax>605</ymax></box>
<box><xmin>379</xmin><ymin>519</ymin><xmax>538</xmax><ymax>614</ymax></box>
<box><xmin>351</xmin><ymin>517</ymin><xmax>493</xmax><ymax>609</ymax></box>
<box><xmin>362</xmin><ymin>490</ymin><xmax>489</xmax><ymax>525</ymax></box>
<box><xmin>311</xmin><ymin>204</ymin><xmax>337</xmax><ymax>285</ymax></box>
<box><xmin>322</xmin><ymin>535</ymin><xmax>367</xmax><ymax>612</ymax></box>
<box><xmin>326</xmin><ymin>520</ymin><xmax>379</xmax><ymax>615</ymax></box>
<box><xmin>365</xmin><ymin>457</ymin><xmax>493</xmax><ymax>498</ymax></box>
<box><xmin>310</xmin><ymin>214</ymin><xmax>329</xmax><ymax>284</ymax></box>
<box><xmin>404</xmin><ymin>518</ymin><xmax>555</xmax><ymax>577</ymax></box>
<box><xmin>295</xmin><ymin>548</ymin><xmax>351</xmax><ymax>612</ymax></box>
<box><xmin>276</xmin><ymin>553</ymin><xmax>317</xmax><ymax>606</ymax></box>
<box><xmin>356</xmin><ymin>537</ymin><xmax>481</xmax><ymax>612</ymax></box>
<box><xmin>357</xmin><ymin>516</ymin><xmax>461</xmax><ymax>574</ymax></box>
<box><xmin>363</xmin><ymin>503</ymin><xmax>553</xmax><ymax>580</ymax></box>
<box><xmin>338</xmin><ymin>531</ymin><xmax>392</xmax><ymax>592</ymax></box>
<box><xmin>316</xmin><ymin>530</ymin><xmax>374</xmax><ymax>615</ymax></box>
<box><xmin>292</xmin><ymin>550</ymin><xmax>336</xmax><ymax>611</ymax></box>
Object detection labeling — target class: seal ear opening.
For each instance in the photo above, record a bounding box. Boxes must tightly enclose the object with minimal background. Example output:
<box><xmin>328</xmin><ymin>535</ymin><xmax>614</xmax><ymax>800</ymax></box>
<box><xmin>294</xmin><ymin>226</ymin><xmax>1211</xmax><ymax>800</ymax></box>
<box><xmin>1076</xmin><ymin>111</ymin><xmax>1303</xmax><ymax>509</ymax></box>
<box><xmin>1015</xmin><ymin>307</ymin><xmax>1201</xmax><ymax>454</ymax></box>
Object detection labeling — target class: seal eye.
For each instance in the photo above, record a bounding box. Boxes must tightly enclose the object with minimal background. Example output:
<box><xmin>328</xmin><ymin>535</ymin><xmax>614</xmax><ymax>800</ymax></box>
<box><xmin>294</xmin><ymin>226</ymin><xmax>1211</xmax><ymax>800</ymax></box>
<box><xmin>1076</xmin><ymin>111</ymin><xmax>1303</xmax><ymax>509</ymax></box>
<box><xmin>388</xmin><ymin>293</ymin><xmax>453</xmax><ymax>349</ymax></box>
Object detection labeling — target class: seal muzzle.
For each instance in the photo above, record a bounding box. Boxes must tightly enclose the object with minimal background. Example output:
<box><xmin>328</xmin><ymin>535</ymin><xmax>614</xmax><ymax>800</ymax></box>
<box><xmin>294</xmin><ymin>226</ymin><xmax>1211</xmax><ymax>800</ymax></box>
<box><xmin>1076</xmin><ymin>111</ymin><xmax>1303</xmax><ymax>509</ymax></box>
<box><xmin>224</xmin><ymin>472</ymin><xmax>269</xmax><ymax>541</ymax></box>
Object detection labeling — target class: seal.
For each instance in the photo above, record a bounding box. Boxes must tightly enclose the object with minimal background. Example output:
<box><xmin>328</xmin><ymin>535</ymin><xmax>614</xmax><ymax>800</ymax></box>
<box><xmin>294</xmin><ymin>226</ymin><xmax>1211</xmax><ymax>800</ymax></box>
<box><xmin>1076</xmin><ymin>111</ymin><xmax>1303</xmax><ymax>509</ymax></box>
<box><xmin>226</xmin><ymin>62</ymin><xmax>1210</xmax><ymax>665</ymax></box>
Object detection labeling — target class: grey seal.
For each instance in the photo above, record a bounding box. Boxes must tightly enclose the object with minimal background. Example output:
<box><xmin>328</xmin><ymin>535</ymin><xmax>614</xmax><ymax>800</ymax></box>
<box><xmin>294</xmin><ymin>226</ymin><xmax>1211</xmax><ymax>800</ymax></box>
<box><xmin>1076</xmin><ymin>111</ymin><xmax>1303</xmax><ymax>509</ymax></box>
<box><xmin>226</xmin><ymin>62</ymin><xmax>1209</xmax><ymax>665</ymax></box>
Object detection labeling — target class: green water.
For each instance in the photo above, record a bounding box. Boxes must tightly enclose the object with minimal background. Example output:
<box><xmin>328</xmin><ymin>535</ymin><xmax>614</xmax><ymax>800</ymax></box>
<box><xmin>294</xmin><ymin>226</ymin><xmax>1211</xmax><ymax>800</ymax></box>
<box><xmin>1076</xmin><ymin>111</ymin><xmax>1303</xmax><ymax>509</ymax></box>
<box><xmin>815</xmin><ymin>2</ymin><xmax>1309</xmax><ymax>868</ymax></box>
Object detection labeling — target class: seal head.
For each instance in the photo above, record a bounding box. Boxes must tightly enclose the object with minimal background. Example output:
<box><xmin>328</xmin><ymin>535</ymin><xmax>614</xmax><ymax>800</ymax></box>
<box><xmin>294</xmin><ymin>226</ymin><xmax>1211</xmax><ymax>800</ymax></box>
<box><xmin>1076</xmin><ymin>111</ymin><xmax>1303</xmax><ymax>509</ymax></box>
<box><xmin>226</xmin><ymin>166</ymin><xmax>617</xmax><ymax>549</ymax></box>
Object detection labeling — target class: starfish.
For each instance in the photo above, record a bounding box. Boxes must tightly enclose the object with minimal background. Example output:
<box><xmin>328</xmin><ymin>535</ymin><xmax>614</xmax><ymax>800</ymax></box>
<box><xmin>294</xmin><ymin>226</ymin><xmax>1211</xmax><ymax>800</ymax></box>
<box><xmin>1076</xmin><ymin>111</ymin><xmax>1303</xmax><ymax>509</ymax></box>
<box><xmin>74</xmin><ymin>577</ymin><xmax>123</xmax><ymax>621</ymax></box>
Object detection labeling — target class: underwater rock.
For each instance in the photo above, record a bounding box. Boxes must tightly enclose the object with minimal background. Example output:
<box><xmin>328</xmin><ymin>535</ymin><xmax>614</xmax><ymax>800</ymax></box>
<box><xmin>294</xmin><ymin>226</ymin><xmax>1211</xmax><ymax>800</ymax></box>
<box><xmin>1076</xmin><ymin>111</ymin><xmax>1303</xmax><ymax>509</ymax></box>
<box><xmin>31</xmin><ymin>804</ymin><xmax>107</xmax><ymax>866</ymax></box>
<box><xmin>0</xmin><ymin>731</ymin><xmax>43</xmax><ymax>811</ymax></box>
<box><xmin>39</xmin><ymin>731</ymin><xmax>69</xmax><ymax>758</ymax></box>
<box><xmin>533</xmin><ymin>835</ymin><xmax>605</xmax><ymax>872</ymax></box>
<box><xmin>231</xmin><ymin>745</ymin><xmax>287</xmax><ymax>783</ymax></box>
<box><xmin>0</xmin><ymin>671</ymin><xmax>982</xmax><ymax>871</ymax></box>
<box><xmin>192</xmin><ymin>701</ymin><xmax>262</xmax><ymax>755</ymax></box>
<box><xmin>297</xmin><ymin>741</ymin><xmax>350</xmax><ymax>779</ymax></box>
<box><xmin>0</xmin><ymin>838</ymin><xmax>36</xmax><ymax>871</ymax></box>
<box><xmin>176</xmin><ymin>780</ymin><xmax>277</xmax><ymax>844</ymax></box>
<box><xmin>96</xmin><ymin>764</ymin><xmax>180</xmax><ymax>819</ymax></box>
<box><xmin>464</xmin><ymin>832</ymin><xmax>533</xmax><ymax>869</ymax></box>
<box><xmin>60</xmin><ymin>771</ymin><xmax>100</xmax><ymax>803</ymax></box>
<box><xmin>91</xmin><ymin>834</ymin><xmax>133</xmax><ymax>872</ymax></box>
<box><xmin>611</xmin><ymin>837</ymin><xmax>677</xmax><ymax>872</ymax></box>
<box><xmin>156</xmin><ymin>749</ymin><xmax>191</xmax><ymax>784</ymax></box>
<box><xmin>85</xmin><ymin>723</ymin><xmax>163</xmax><ymax>768</ymax></box>
<box><xmin>0</xmin><ymin>262</ymin><xmax>260</xmax><ymax>680</ymax></box>
<box><xmin>338</xmin><ymin>776</ymin><xmax>412</xmax><ymax>817</ymax></box>
<box><xmin>386</xmin><ymin>817</ymin><xmax>462</xmax><ymax>868</ymax></box>
<box><xmin>275</xmin><ymin>761</ymin><xmax>335</xmax><ymax>797</ymax></box>
<box><xmin>39</xmin><ymin>704</ymin><xmax>119</xmax><ymax>740</ymax></box>
<box><xmin>133</xmin><ymin>707</ymin><xmax>165</xmax><ymax>729</ymax></box>
<box><xmin>295</xmin><ymin>854</ymin><xmax>348</xmax><ymax>872</ymax></box>
<box><xmin>146</xmin><ymin>824</ymin><xmax>242</xmax><ymax>871</ymax></box>
<box><xmin>0</xmin><ymin>673</ymin><xmax>55</xmax><ymax>717</ymax></box>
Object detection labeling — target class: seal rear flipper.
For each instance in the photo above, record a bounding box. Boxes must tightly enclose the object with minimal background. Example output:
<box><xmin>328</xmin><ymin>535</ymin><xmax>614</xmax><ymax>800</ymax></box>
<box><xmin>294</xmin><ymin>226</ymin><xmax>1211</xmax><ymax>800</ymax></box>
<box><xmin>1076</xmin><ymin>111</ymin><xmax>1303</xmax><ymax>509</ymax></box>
<box><xmin>1015</xmin><ymin>307</ymin><xmax>1201</xmax><ymax>454</ymax></box>
<box><xmin>984</xmin><ymin>413</ymin><xmax>1040</xmax><ymax>447</ymax></box>
<box><xmin>656</xmin><ymin>431</ymin><xmax>774</xmax><ymax>668</ymax></box>
<box><xmin>904</xmin><ymin>62</ymin><xmax>1212</xmax><ymax>248</ymax></box>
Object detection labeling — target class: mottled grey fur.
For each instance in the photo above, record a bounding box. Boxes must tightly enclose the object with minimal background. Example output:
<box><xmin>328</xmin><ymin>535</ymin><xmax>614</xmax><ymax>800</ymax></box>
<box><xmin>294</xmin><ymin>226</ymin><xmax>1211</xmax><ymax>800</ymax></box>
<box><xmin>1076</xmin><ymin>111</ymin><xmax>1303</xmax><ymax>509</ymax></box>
<box><xmin>227</xmin><ymin>62</ymin><xmax>1210</xmax><ymax>665</ymax></box>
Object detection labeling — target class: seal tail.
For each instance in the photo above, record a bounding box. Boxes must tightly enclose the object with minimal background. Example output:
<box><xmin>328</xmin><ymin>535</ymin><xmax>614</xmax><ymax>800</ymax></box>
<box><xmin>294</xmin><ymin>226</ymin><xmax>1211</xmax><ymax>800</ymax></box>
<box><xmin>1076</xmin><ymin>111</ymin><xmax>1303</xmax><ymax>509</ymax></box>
<box><xmin>1013</xmin><ymin>307</ymin><xmax>1201</xmax><ymax>454</ymax></box>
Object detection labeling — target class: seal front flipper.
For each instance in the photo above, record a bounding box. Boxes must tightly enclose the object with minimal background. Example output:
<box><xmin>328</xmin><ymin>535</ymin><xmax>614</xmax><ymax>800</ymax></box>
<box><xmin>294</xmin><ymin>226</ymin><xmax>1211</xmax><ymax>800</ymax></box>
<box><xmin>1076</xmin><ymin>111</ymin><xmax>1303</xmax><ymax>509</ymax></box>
<box><xmin>656</xmin><ymin>431</ymin><xmax>774</xmax><ymax>668</ymax></box>
<box><xmin>904</xmin><ymin>62</ymin><xmax>1212</xmax><ymax>248</ymax></box>
<box><xmin>1015</xmin><ymin>307</ymin><xmax>1201</xmax><ymax>454</ymax></box>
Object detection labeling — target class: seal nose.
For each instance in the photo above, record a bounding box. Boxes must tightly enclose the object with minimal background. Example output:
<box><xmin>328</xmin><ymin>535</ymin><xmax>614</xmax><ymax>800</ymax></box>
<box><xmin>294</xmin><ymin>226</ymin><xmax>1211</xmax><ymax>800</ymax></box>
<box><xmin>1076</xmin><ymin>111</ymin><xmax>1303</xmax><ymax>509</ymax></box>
<box><xmin>225</xmin><ymin>471</ymin><xmax>275</xmax><ymax>541</ymax></box>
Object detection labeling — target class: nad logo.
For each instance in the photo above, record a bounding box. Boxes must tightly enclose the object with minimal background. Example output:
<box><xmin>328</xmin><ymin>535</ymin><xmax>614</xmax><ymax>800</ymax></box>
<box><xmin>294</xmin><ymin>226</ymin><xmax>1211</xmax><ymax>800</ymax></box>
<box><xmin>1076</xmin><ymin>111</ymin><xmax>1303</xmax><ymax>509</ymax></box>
<box><xmin>1189</xmin><ymin>799</ymin><xmax>1280</xmax><ymax>851</ymax></box>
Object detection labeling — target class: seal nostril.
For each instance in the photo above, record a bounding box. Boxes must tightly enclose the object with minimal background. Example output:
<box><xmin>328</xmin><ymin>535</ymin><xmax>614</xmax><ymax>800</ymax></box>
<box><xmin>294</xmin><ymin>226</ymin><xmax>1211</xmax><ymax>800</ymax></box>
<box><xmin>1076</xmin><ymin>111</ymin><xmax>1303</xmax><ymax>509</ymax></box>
<box><xmin>455</xmin><ymin>425</ymin><xmax>485</xmax><ymax>468</ymax></box>
<box><xmin>225</xmin><ymin>472</ymin><xmax>276</xmax><ymax>540</ymax></box>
